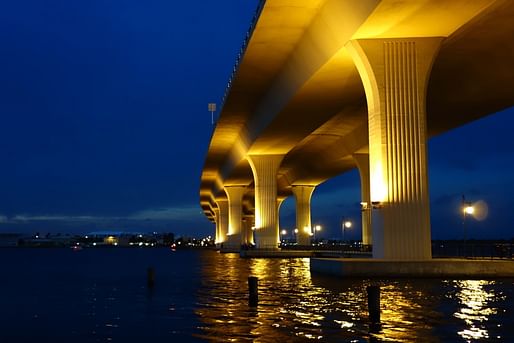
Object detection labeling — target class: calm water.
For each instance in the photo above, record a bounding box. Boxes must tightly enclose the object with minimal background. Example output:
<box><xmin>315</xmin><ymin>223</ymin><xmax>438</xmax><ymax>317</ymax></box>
<box><xmin>0</xmin><ymin>248</ymin><xmax>513</xmax><ymax>342</ymax></box>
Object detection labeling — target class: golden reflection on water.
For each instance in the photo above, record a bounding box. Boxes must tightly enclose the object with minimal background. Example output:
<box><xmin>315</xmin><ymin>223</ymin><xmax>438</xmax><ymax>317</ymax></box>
<box><xmin>452</xmin><ymin>280</ymin><xmax>504</xmax><ymax>341</ymax></box>
<box><xmin>194</xmin><ymin>252</ymin><xmax>449</xmax><ymax>342</ymax></box>
<box><xmin>194</xmin><ymin>252</ymin><xmax>511</xmax><ymax>342</ymax></box>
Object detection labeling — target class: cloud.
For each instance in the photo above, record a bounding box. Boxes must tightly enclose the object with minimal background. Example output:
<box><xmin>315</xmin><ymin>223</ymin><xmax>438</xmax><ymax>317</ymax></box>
<box><xmin>3</xmin><ymin>204</ymin><xmax>203</xmax><ymax>224</ymax></box>
<box><xmin>128</xmin><ymin>205</ymin><xmax>203</xmax><ymax>221</ymax></box>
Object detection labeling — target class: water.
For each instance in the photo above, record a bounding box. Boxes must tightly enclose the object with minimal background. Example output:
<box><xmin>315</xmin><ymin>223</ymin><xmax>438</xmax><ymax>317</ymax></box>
<box><xmin>0</xmin><ymin>248</ymin><xmax>513</xmax><ymax>342</ymax></box>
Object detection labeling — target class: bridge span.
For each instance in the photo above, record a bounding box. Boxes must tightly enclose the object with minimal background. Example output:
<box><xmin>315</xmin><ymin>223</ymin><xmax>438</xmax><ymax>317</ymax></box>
<box><xmin>200</xmin><ymin>0</ymin><xmax>514</xmax><ymax>260</ymax></box>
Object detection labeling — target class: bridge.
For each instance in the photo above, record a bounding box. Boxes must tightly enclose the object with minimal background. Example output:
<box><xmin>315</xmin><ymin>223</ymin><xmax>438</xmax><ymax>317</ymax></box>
<box><xmin>199</xmin><ymin>0</ymin><xmax>514</xmax><ymax>264</ymax></box>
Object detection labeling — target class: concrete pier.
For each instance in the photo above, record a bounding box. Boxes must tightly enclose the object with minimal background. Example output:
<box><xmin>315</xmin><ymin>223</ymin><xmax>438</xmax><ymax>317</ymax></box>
<box><xmin>310</xmin><ymin>258</ymin><xmax>514</xmax><ymax>278</ymax></box>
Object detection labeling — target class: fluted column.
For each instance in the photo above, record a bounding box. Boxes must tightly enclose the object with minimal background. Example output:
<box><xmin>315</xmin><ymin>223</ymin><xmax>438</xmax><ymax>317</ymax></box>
<box><xmin>276</xmin><ymin>196</ymin><xmax>287</xmax><ymax>241</ymax></box>
<box><xmin>215</xmin><ymin>199</ymin><xmax>229</xmax><ymax>246</ymax></box>
<box><xmin>353</xmin><ymin>153</ymin><xmax>372</xmax><ymax>245</ymax></box>
<box><xmin>242</xmin><ymin>214</ymin><xmax>255</xmax><ymax>246</ymax></box>
<box><xmin>347</xmin><ymin>37</ymin><xmax>442</xmax><ymax>260</ymax></box>
<box><xmin>247</xmin><ymin>154</ymin><xmax>283</xmax><ymax>249</ymax></box>
<box><xmin>225</xmin><ymin>186</ymin><xmax>246</xmax><ymax>248</ymax></box>
<box><xmin>292</xmin><ymin>185</ymin><xmax>315</xmax><ymax>246</ymax></box>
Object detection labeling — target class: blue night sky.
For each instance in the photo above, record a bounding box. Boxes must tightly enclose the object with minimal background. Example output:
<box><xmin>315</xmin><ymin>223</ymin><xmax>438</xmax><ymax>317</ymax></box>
<box><xmin>1</xmin><ymin>0</ymin><xmax>513</xmax><ymax>240</ymax></box>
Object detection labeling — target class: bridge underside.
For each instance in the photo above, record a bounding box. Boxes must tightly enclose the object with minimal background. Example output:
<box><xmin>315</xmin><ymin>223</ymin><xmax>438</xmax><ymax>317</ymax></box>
<box><xmin>200</xmin><ymin>0</ymin><xmax>514</xmax><ymax>260</ymax></box>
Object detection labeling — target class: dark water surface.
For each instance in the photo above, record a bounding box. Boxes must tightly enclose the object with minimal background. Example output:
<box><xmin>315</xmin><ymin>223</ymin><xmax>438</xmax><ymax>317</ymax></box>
<box><xmin>0</xmin><ymin>248</ymin><xmax>513</xmax><ymax>342</ymax></box>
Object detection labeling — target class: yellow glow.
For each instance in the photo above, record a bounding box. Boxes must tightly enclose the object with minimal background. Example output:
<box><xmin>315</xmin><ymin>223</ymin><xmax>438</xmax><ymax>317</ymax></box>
<box><xmin>104</xmin><ymin>236</ymin><xmax>117</xmax><ymax>245</ymax></box>
<box><xmin>370</xmin><ymin>160</ymin><xmax>387</xmax><ymax>202</ymax></box>
<box><xmin>303</xmin><ymin>226</ymin><xmax>310</xmax><ymax>234</ymax></box>
<box><xmin>344</xmin><ymin>221</ymin><xmax>352</xmax><ymax>229</ymax></box>
<box><xmin>315</xmin><ymin>225</ymin><xmax>321</xmax><ymax>232</ymax></box>
<box><xmin>464</xmin><ymin>206</ymin><xmax>475</xmax><ymax>215</ymax></box>
<box><xmin>454</xmin><ymin>280</ymin><xmax>499</xmax><ymax>341</ymax></box>
<box><xmin>281</xmin><ymin>229</ymin><xmax>287</xmax><ymax>235</ymax></box>
<box><xmin>294</xmin><ymin>228</ymin><xmax>298</xmax><ymax>234</ymax></box>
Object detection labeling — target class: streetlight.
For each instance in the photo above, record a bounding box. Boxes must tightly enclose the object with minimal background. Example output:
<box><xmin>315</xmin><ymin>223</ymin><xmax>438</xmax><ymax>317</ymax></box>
<box><xmin>280</xmin><ymin>229</ymin><xmax>287</xmax><ymax>242</ymax></box>
<box><xmin>313</xmin><ymin>225</ymin><xmax>322</xmax><ymax>241</ymax></box>
<box><xmin>342</xmin><ymin>219</ymin><xmax>352</xmax><ymax>242</ymax></box>
<box><xmin>462</xmin><ymin>195</ymin><xmax>475</xmax><ymax>257</ymax></box>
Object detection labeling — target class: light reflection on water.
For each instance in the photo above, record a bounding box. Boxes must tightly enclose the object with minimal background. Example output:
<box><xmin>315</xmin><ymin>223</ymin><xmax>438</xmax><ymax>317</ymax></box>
<box><xmin>2</xmin><ymin>249</ymin><xmax>513</xmax><ymax>341</ymax></box>
<box><xmin>195</xmin><ymin>252</ymin><xmax>514</xmax><ymax>342</ymax></box>
<box><xmin>451</xmin><ymin>280</ymin><xmax>505</xmax><ymax>341</ymax></box>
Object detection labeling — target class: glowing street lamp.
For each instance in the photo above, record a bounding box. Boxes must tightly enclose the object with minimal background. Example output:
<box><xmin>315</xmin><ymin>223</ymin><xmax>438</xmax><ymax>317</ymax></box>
<box><xmin>280</xmin><ymin>229</ymin><xmax>287</xmax><ymax>242</ymax></box>
<box><xmin>313</xmin><ymin>225</ymin><xmax>322</xmax><ymax>241</ymax></box>
<box><xmin>462</xmin><ymin>195</ymin><xmax>475</xmax><ymax>257</ymax></box>
<box><xmin>342</xmin><ymin>218</ymin><xmax>352</xmax><ymax>242</ymax></box>
<box><xmin>464</xmin><ymin>205</ymin><xmax>475</xmax><ymax>215</ymax></box>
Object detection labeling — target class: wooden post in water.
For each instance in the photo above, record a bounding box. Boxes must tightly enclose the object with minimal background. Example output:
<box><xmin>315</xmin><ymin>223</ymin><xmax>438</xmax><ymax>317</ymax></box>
<box><xmin>248</xmin><ymin>276</ymin><xmax>258</xmax><ymax>307</ymax></box>
<box><xmin>367</xmin><ymin>285</ymin><xmax>380</xmax><ymax>323</ymax></box>
<box><xmin>147</xmin><ymin>267</ymin><xmax>155</xmax><ymax>288</ymax></box>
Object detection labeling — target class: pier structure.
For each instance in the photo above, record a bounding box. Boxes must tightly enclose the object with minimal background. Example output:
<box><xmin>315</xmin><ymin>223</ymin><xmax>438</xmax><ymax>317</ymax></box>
<box><xmin>200</xmin><ymin>0</ymin><xmax>514</xmax><ymax>275</ymax></box>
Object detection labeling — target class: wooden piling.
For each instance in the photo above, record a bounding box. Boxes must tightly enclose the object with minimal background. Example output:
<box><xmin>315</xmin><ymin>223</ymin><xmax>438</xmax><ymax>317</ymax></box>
<box><xmin>147</xmin><ymin>267</ymin><xmax>155</xmax><ymax>288</ymax></box>
<box><xmin>248</xmin><ymin>276</ymin><xmax>258</xmax><ymax>307</ymax></box>
<box><xmin>367</xmin><ymin>285</ymin><xmax>380</xmax><ymax>323</ymax></box>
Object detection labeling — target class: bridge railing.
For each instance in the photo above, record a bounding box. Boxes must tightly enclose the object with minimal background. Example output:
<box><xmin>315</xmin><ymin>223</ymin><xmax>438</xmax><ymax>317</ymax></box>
<box><xmin>432</xmin><ymin>241</ymin><xmax>514</xmax><ymax>260</ymax></box>
<box><xmin>218</xmin><ymin>0</ymin><xmax>267</xmax><ymax>122</ymax></box>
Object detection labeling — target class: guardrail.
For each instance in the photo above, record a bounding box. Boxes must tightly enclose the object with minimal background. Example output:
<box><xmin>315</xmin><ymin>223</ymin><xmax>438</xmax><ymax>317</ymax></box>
<box><xmin>432</xmin><ymin>242</ymin><xmax>514</xmax><ymax>260</ymax></box>
<box><xmin>217</xmin><ymin>0</ymin><xmax>267</xmax><ymax>122</ymax></box>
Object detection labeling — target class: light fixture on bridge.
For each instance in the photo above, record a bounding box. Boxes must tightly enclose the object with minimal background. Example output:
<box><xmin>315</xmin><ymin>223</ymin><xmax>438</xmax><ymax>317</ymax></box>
<box><xmin>371</xmin><ymin>201</ymin><xmax>383</xmax><ymax>209</ymax></box>
<box><xmin>208</xmin><ymin>103</ymin><xmax>216</xmax><ymax>125</ymax></box>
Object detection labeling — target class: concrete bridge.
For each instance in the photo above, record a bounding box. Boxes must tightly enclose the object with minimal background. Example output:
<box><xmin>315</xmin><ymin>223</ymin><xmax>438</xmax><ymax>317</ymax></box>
<box><xmin>199</xmin><ymin>0</ymin><xmax>514</xmax><ymax>262</ymax></box>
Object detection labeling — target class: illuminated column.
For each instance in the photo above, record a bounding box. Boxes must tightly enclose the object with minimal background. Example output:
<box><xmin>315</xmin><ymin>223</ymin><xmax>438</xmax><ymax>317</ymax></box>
<box><xmin>292</xmin><ymin>185</ymin><xmax>315</xmax><ymax>246</ymax></box>
<box><xmin>214</xmin><ymin>207</ymin><xmax>220</xmax><ymax>245</ymax></box>
<box><xmin>276</xmin><ymin>196</ymin><xmax>287</xmax><ymax>242</ymax></box>
<box><xmin>353</xmin><ymin>153</ymin><xmax>372</xmax><ymax>245</ymax></box>
<box><xmin>215</xmin><ymin>199</ymin><xmax>229</xmax><ymax>246</ymax></box>
<box><xmin>225</xmin><ymin>186</ymin><xmax>246</xmax><ymax>247</ymax></box>
<box><xmin>242</xmin><ymin>214</ymin><xmax>255</xmax><ymax>245</ymax></box>
<box><xmin>247</xmin><ymin>154</ymin><xmax>283</xmax><ymax>249</ymax></box>
<box><xmin>347</xmin><ymin>37</ymin><xmax>442</xmax><ymax>260</ymax></box>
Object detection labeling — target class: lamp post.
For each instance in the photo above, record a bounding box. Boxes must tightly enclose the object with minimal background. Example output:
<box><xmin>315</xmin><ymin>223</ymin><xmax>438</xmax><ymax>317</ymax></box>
<box><xmin>462</xmin><ymin>195</ymin><xmax>475</xmax><ymax>257</ymax></box>
<box><xmin>280</xmin><ymin>229</ymin><xmax>287</xmax><ymax>243</ymax></box>
<box><xmin>342</xmin><ymin>218</ymin><xmax>352</xmax><ymax>243</ymax></box>
<box><xmin>314</xmin><ymin>225</ymin><xmax>322</xmax><ymax>242</ymax></box>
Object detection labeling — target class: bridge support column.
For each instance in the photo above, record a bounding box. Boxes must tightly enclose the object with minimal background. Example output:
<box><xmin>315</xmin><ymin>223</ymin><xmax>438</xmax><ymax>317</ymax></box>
<box><xmin>292</xmin><ymin>185</ymin><xmax>315</xmax><ymax>246</ymax></box>
<box><xmin>347</xmin><ymin>37</ymin><xmax>442</xmax><ymax>260</ymax></box>
<box><xmin>225</xmin><ymin>186</ymin><xmax>246</xmax><ymax>249</ymax></box>
<box><xmin>353</xmin><ymin>154</ymin><xmax>372</xmax><ymax>245</ymax></box>
<box><xmin>215</xmin><ymin>199</ymin><xmax>229</xmax><ymax>247</ymax></box>
<box><xmin>214</xmin><ymin>208</ymin><xmax>221</xmax><ymax>246</ymax></box>
<box><xmin>247</xmin><ymin>154</ymin><xmax>284</xmax><ymax>249</ymax></box>
<box><xmin>242</xmin><ymin>214</ymin><xmax>255</xmax><ymax>246</ymax></box>
<box><xmin>277</xmin><ymin>196</ymin><xmax>287</xmax><ymax>243</ymax></box>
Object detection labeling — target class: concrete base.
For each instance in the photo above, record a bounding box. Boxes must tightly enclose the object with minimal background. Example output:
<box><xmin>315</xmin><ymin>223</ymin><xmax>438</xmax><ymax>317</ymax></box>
<box><xmin>219</xmin><ymin>246</ymin><xmax>241</xmax><ymax>253</ymax></box>
<box><xmin>310</xmin><ymin>258</ymin><xmax>514</xmax><ymax>278</ymax></box>
<box><xmin>241</xmin><ymin>250</ymin><xmax>314</xmax><ymax>258</ymax></box>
